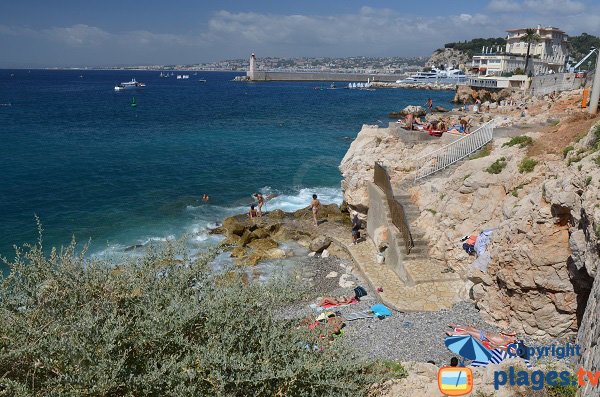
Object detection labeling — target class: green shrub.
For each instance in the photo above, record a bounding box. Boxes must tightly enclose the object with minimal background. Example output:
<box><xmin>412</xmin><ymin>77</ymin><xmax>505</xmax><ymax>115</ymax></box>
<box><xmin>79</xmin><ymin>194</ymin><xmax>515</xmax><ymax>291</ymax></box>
<box><xmin>585</xmin><ymin>176</ymin><xmax>592</xmax><ymax>186</ymax></box>
<box><xmin>546</xmin><ymin>374</ymin><xmax>578</xmax><ymax>397</ymax></box>
<box><xmin>562</xmin><ymin>146</ymin><xmax>574</xmax><ymax>158</ymax></box>
<box><xmin>594</xmin><ymin>155</ymin><xmax>600</xmax><ymax>167</ymax></box>
<box><xmin>486</xmin><ymin>157</ymin><xmax>507</xmax><ymax>174</ymax></box>
<box><xmin>518</xmin><ymin>158</ymin><xmax>538</xmax><ymax>173</ymax></box>
<box><xmin>426</xmin><ymin>208</ymin><xmax>437</xmax><ymax>215</ymax></box>
<box><xmin>567</xmin><ymin>156</ymin><xmax>581</xmax><ymax>166</ymax></box>
<box><xmin>503</xmin><ymin>136</ymin><xmax>533</xmax><ymax>148</ymax></box>
<box><xmin>0</xmin><ymin>233</ymin><xmax>389</xmax><ymax>396</ymax></box>
<box><xmin>470</xmin><ymin>144</ymin><xmax>492</xmax><ymax>160</ymax></box>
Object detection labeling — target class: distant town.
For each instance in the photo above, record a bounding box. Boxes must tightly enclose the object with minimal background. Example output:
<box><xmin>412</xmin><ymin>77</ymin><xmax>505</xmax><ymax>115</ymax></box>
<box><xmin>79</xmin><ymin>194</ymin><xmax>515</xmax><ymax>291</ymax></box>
<box><xmin>82</xmin><ymin>56</ymin><xmax>428</xmax><ymax>74</ymax></box>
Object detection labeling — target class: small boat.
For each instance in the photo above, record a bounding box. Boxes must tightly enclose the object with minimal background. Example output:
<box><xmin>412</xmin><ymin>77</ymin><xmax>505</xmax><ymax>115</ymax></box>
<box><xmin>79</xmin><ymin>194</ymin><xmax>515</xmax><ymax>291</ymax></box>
<box><xmin>130</xmin><ymin>97</ymin><xmax>137</xmax><ymax>107</ymax></box>
<box><xmin>177</xmin><ymin>75</ymin><xmax>182</xmax><ymax>79</ymax></box>
<box><xmin>114</xmin><ymin>78</ymin><xmax>146</xmax><ymax>91</ymax></box>
<box><xmin>198</xmin><ymin>79</ymin><xmax>207</xmax><ymax>83</ymax></box>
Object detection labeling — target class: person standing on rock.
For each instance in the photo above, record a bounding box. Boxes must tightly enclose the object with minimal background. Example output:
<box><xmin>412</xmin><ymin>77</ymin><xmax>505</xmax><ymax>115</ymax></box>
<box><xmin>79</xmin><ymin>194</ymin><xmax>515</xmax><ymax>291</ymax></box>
<box><xmin>426</xmin><ymin>97</ymin><xmax>433</xmax><ymax>113</ymax></box>
<box><xmin>351</xmin><ymin>213</ymin><xmax>361</xmax><ymax>245</ymax></box>
<box><xmin>254</xmin><ymin>193</ymin><xmax>264</xmax><ymax>216</ymax></box>
<box><xmin>311</xmin><ymin>194</ymin><xmax>321</xmax><ymax>226</ymax></box>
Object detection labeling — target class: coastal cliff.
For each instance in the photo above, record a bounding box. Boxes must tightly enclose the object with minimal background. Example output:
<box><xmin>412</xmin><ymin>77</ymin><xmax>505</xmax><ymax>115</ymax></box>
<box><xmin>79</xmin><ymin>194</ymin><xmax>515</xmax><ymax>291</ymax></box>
<box><xmin>339</xmin><ymin>90</ymin><xmax>600</xmax><ymax>340</ymax></box>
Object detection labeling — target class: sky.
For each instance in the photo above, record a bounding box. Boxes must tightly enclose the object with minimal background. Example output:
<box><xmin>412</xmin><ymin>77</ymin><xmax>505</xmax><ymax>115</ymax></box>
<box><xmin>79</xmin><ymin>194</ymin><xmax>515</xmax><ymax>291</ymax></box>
<box><xmin>1</xmin><ymin>0</ymin><xmax>599</xmax><ymax>68</ymax></box>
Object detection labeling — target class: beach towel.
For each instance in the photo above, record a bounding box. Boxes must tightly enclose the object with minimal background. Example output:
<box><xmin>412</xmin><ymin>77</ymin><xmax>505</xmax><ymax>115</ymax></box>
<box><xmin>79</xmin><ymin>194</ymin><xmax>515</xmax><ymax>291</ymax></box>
<box><xmin>344</xmin><ymin>311</ymin><xmax>375</xmax><ymax>321</ymax></box>
<box><xmin>473</xmin><ymin>229</ymin><xmax>494</xmax><ymax>271</ymax></box>
<box><xmin>320</xmin><ymin>297</ymin><xmax>358</xmax><ymax>309</ymax></box>
<box><xmin>370</xmin><ymin>304</ymin><xmax>392</xmax><ymax>318</ymax></box>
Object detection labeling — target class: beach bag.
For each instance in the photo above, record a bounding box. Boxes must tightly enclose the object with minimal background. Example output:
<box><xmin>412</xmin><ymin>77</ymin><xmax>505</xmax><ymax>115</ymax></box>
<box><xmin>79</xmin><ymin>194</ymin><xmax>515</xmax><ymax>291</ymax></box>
<box><xmin>354</xmin><ymin>286</ymin><xmax>367</xmax><ymax>300</ymax></box>
<box><xmin>370</xmin><ymin>304</ymin><xmax>392</xmax><ymax>318</ymax></box>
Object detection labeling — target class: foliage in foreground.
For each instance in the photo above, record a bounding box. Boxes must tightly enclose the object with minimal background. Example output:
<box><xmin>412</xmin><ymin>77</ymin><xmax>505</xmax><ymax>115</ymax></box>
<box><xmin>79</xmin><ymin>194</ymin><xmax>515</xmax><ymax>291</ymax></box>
<box><xmin>0</xmin><ymin>234</ymin><xmax>390</xmax><ymax>396</ymax></box>
<box><xmin>503</xmin><ymin>135</ymin><xmax>533</xmax><ymax>149</ymax></box>
<box><xmin>518</xmin><ymin>158</ymin><xmax>538</xmax><ymax>173</ymax></box>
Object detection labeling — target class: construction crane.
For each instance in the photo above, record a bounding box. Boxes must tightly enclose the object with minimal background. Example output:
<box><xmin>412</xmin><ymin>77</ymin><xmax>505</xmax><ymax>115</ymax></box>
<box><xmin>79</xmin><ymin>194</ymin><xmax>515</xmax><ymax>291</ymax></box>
<box><xmin>568</xmin><ymin>48</ymin><xmax>598</xmax><ymax>72</ymax></box>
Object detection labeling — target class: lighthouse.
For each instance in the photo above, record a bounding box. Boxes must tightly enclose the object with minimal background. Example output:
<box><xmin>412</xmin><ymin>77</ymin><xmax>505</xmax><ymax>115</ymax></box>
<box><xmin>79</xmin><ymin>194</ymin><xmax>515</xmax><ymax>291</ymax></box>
<box><xmin>248</xmin><ymin>53</ymin><xmax>256</xmax><ymax>80</ymax></box>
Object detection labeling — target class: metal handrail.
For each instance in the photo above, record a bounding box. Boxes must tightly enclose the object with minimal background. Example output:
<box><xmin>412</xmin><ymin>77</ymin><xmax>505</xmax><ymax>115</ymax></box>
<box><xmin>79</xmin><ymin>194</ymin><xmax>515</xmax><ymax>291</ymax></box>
<box><xmin>373</xmin><ymin>162</ymin><xmax>414</xmax><ymax>255</ymax></box>
<box><xmin>414</xmin><ymin>120</ymin><xmax>495</xmax><ymax>181</ymax></box>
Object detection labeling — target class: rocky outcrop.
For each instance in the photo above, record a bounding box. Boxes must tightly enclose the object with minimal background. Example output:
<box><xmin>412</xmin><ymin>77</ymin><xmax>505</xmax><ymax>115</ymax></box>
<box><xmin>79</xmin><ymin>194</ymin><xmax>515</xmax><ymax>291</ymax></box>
<box><xmin>340</xmin><ymin>113</ymin><xmax>599</xmax><ymax>338</ymax></box>
<box><xmin>339</xmin><ymin>125</ymin><xmax>415</xmax><ymax>218</ymax></box>
<box><xmin>425</xmin><ymin>48</ymin><xmax>470</xmax><ymax>69</ymax></box>
<box><xmin>389</xmin><ymin>105</ymin><xmax>426</xmax><ymax>119</ymax></box>
<box><xmin>216</xmin><ymin>204</ymin><xmax>350</xmax><ymax>265</ymax></box>
<box><xmin>453</xmin><ymin>85</ymin><xmax>514</xmax><ymax>104</ymax></box>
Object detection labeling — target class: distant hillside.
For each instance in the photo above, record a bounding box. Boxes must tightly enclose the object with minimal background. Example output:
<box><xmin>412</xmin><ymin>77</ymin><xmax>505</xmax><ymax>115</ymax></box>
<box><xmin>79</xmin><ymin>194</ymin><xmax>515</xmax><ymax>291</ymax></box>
<box><xmin>569</xmin><ymin>33</ymin><xmax>600</xmax><ymax>68</ymax></box>
<box><xmin>443</xmin><ymin>37</ymin><xmax>506</xmax><ymax>57</ymax></box>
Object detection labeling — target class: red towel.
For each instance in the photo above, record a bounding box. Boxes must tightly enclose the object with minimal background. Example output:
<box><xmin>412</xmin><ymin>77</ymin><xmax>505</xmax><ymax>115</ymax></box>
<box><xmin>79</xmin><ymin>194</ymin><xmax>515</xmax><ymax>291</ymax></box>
<box><xmin>320</xmin><ymin>297</ymin><xmax>358</xmax><ymax>309</ymax></box>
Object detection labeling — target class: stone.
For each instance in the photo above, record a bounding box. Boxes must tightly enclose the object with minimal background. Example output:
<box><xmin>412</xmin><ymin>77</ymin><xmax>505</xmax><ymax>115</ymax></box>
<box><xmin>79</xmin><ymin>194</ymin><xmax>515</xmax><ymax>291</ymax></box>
<box><xmin>373</xmin><ymin>225</ymin><xmax>389</xmax><ymax>250</ymax></box>
<box><xmin>268</xmin><ymin>209</ymin><xmax>286</xmax><ymax>219</ymax></box>
<box><xmin>321</xmin><ymin>249</ymin><xmax>330</xmax><ymax>258</ymax></box>
<box><xmin>338</xmin><ymin>274</ymin><xmax>355</xmax><ymax>288</ymax></box>
<box><xmin>325</xmin><ymin>271</ymin><xmax>338</xmax><ymax>278</ymax></box>
<box><xmin>309</xmin><ymin>236</ymin><xmax>332</xmax><ymax>253</ymax></box>
<box><xmin>222</xmin><ymin>216</ymin><xmax>247</xmax><ymax>236</ymax></box>
<box><xmin>248</xmin><ymin>238</ymin><xmax>278</xmax><ymax>251</ymax></box>
<box><xmin>230</xmin><ymin>246</ymin><xmax>247</xmax><ymax>258</ymax></box>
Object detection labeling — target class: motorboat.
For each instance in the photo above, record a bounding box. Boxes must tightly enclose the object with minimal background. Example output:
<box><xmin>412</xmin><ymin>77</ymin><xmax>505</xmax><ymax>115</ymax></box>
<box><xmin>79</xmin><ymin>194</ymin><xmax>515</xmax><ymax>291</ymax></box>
<box><xmin>114</xmin><ymin>78</ymin><xmax>146</xmax><ymax>91</ymax></box>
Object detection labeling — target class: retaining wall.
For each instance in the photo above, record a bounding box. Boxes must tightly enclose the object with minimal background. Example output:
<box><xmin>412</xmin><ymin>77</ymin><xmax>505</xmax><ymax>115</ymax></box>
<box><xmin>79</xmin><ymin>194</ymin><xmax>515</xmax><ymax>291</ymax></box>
<box><xmin>249</xmin><ymin>71</ymin><xmax>405</xmax><ymax>82</ymax></box>
<box><xmin>367</xmin><ymin>182</ymin><xmax>412</xmax><ymax>284</ymax></box>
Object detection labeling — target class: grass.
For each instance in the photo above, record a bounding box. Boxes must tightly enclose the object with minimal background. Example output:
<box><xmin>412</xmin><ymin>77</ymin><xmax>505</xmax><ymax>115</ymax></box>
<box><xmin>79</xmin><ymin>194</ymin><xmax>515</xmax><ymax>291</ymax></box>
<box><xmin>486</xmin><ymin>157</ymin><xmax>507</xmax><ymax>174</ymax></box>
<box><xmin>375</xmin><ymin>360</ymin><xmax>408</xmax><ymax>379</ymax></box>
<box><xmin>567</xmin><ymin>156</ymin><xmax>582</xmax><ymax>166</ymax></box>
<box><xmin>511</xmin><ymin>182</ymin><xmax>529</xmax><ymax>197</ymax></box>
<box><xmin>425</xmin><ymin>208</ymin><xmax>437</xmax><ymax>215</ymax></box>
<box><xmin>594</xmin><ymin>155</ymin><xmax>600</xmax><ymax>167</ymax></box>
<box><xmin>503</xmin><ymin>135</ymin><xmax>533</xmax><ymax>148</ymax></box>
<box><xmin>470</xmin><ymin>143</ymin><xmax>493</xmax><ymax>160</ymax></box>
<box><xmin>519</xmin><ymin>158</ymin><xmax>538</xmax><ymax>173</ymax></box>
<box><xmin>585</xmin><ymin>176</ymin><xmax>592</xmax><ymax>186</ymax></box>
<box><xmin>562</xmin><ymin>146</ymin><xmax>574</xmax><ymax>158</ymax></box>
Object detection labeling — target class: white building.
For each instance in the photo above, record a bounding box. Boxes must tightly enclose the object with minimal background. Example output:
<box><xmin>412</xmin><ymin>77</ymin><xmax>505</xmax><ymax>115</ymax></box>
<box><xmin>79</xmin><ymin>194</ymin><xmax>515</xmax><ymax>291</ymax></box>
<box><xmin>471</xmin><ymin>25</ymin><xmax>569</xmax><ymax>76</ymax></box>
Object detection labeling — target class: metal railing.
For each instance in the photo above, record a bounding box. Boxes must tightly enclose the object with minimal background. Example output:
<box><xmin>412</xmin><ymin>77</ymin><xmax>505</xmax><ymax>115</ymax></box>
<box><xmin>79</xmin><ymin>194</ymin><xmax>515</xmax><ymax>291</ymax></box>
<box><xmin>373</xmin><ymin>162</ymin><xmax>414</xmax><ymax>255</ymax></box>
<box><xmin>414</xmin><ymin>120</ymin><xmax>495</xmax><ymax>181</ymax></box>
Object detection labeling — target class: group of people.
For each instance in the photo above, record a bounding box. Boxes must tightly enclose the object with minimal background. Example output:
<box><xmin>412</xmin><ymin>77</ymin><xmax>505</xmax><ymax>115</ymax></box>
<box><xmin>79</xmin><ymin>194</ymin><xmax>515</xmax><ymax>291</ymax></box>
<box><xmin>247</xmin><ymin>192</ymin><xmax>323</xmax><ymax>227</ymax></box>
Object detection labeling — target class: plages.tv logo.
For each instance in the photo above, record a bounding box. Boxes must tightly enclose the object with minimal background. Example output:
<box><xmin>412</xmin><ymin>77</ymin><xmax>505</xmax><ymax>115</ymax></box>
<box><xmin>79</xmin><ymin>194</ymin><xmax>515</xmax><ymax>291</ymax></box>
<box><xmin>438</xmin><ymin>367</ymin><xmax>473</xmax><ymax>396</ymax></box>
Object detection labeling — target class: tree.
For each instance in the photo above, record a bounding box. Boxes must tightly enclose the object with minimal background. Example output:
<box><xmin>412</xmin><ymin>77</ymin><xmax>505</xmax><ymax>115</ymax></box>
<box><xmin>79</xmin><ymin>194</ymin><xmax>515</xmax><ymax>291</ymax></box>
<box><xmin>522</xmin><ymin>28</ymin><xmax>541</xmax><ymax>75</ymax></box>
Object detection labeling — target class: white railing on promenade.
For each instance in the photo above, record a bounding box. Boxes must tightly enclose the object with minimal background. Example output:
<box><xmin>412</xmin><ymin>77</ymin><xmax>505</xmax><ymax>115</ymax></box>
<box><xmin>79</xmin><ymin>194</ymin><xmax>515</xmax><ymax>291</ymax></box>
<box><xmin>414</xmin><ymin>120</ymin><xmax>495</xmax><ymax>181</ymax></box>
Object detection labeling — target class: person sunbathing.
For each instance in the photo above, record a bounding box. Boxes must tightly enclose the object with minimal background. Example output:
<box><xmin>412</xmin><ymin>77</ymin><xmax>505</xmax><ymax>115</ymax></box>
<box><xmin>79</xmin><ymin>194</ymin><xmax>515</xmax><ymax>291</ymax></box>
<box><xmin>447</xmin><ymin>324</ymin><xmax>517</xmax><ymax>348</ymax></box>
<box><xmin>319</xmin><ymin>296</ymin><xmax>356</xmax><ymax>307</ymax></box>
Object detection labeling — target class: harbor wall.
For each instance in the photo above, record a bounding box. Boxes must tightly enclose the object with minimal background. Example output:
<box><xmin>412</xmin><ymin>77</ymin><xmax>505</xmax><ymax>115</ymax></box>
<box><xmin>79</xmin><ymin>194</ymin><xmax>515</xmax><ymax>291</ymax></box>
<box><xmin>248</xmin><ymin>71</ymin><xmax>405</xmax><ymax>82</ymax></box>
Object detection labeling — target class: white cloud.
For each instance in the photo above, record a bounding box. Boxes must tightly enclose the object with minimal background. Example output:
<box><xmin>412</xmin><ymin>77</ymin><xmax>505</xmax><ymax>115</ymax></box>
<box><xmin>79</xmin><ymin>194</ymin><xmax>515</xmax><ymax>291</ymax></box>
<box><xmin>0</xmin><ymin>5</ymin><xmax>599</xmax><ymax>67</ymax></box>
<box><xmin>44</xmin><ymin>24</ymin><xmax>110</xmax><ymax>46</ymax></box>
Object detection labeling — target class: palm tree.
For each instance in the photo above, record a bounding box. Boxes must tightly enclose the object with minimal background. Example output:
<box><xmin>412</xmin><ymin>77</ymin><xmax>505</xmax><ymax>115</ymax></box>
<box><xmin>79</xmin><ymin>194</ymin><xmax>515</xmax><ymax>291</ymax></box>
<box><xmin>522</xmin><ymin>28</ymin><xmax>541</xmax><ymax>75</ymax></box>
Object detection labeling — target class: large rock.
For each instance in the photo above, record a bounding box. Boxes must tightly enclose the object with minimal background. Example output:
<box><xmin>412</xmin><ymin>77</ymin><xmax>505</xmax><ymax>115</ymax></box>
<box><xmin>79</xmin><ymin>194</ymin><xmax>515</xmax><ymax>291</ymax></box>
<box><xmin>309</xmin><ymin>236</ymin><xmax>332</xmax><ymax>253</ymax></box>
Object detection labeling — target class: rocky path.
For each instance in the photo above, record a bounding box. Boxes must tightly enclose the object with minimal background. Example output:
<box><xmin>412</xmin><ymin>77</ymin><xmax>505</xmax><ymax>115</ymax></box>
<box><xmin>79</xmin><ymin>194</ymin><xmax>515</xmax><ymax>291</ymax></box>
<box><xmin>316</xmin><ymin>221</ymin><xmax>466</xmax><ymax>312</ymax></box>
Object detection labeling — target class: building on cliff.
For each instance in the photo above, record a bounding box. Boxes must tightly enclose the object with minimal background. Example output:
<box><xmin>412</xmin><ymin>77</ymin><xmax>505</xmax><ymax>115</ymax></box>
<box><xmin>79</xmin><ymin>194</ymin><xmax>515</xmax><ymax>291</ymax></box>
<box><xmin>471</xmin><ymin>25</ymin><xmax>569</xmax><ymax>77</ymax></box>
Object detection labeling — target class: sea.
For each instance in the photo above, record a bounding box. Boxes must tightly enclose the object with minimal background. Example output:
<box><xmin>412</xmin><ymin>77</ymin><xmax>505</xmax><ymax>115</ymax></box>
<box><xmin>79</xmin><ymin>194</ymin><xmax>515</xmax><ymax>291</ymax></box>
<box><xmin>0</xmin><ymin>70</ymin><xmax>454</xmax><ymax>264</ymax></box>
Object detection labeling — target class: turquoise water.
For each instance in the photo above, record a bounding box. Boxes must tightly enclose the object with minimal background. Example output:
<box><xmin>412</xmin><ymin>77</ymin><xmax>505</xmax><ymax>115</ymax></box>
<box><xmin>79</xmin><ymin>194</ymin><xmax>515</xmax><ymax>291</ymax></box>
<box><xmin>0</xmin><ymin>70</ymin><xmax>454</xmax><ymax>259</ymax></box>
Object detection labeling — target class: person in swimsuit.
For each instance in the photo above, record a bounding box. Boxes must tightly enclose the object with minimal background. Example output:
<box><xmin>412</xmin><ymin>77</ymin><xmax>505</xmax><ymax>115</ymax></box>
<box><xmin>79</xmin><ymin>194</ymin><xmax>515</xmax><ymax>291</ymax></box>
<box><xmin>351</xmin><ymin>214</ymin><xmax>361</xmax><ymax>245</ymax></box>
<box><xmin>202</xmin><ymin>194</ymin><xmax>209</xmax><ymax>202</ymax></box>
<box><xmin>248</xmin><ymin>204</ymin><xmax>258</xmax><ymax>219</ymax></box>
<box><xmin>254</xmin><ymin>193</ymin><xmax>264</xmax><ymax>216</ymax></box>
<box><xmin>447</xmin><ymin>324</ymin><xmax>517</xmax><ymax>349</ymax></box>
<box><xmin>310</xmin><ymin>194</ymin><xmax>321</xmax><ymax>226</ymax></box>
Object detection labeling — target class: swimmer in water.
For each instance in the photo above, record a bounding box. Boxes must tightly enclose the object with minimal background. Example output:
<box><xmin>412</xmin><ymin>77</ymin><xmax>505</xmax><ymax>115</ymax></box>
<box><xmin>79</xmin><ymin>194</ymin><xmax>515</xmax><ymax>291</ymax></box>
<box><xmin>202</xmin><ymin>194</ymin><xmax>209</xmax><ymax>202</ymax></box>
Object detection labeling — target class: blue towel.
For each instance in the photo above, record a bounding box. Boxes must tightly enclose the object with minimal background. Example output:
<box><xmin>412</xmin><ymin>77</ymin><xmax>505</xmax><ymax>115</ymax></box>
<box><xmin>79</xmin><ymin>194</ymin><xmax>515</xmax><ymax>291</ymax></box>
<box><xmin>370</xmin><ymin>304</ymin><xmax>392</xmax><ymax>317</ymax></box>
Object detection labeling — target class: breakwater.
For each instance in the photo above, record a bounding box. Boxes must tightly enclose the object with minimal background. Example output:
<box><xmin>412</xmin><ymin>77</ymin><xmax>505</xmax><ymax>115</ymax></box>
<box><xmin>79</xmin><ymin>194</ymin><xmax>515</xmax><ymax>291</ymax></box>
<box><xmin>237</xmin><ymin>71</ymin><xmax>406</xmax><ymax>82</ymax></box>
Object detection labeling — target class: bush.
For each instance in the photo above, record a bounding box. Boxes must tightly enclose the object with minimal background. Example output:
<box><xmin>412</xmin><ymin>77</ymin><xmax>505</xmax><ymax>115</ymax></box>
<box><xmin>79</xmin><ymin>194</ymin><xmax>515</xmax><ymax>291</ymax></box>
<box><xmin>562</xmin><ymin>146</ymin><xmax>574</xmax><ymax>158</ymax></box>
<box><xmin>513</xmin><ymin>68</ymin><xmax>525</xmax><ymax>75</ymax></box>
<box><xmin>594</xmin><ymin>155</ymin><xmax>600</xmax><ymax>167</ymax></box>
<box><xmin>519</xmin><ymin>158</ymin><xmax>538</xmax><ymax>173</ymax></box>
<box><xmin>470</xmin><ymin>144</ymin><xmax>493</xmax><ymax>160</ymax></box>
<box><xmin>502</xmin><ymin>136</ymin><xmax>533</xmax><ymax>148</ymax></box>
<box><xmin>486</xmin><ymin>157</ymin><xmax>507</xmax><ymax>174</ymax></box>
<box><xmin>0</xmin><ymin>233</ymin><xmax>389</xmax><ymax>396</ymax></box>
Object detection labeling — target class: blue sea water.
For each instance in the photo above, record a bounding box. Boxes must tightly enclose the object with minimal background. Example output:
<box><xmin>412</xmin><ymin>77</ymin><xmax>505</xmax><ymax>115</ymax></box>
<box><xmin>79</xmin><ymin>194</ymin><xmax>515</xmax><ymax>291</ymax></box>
<box><xmin>0</xmin><ymin>70</ymin><xmax>454</xmax><ymax>260</ymax></box>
